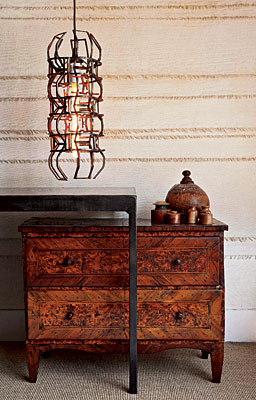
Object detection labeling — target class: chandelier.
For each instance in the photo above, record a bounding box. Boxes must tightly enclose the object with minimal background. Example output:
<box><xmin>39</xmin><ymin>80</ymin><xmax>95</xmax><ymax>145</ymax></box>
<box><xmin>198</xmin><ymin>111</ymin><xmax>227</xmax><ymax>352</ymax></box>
<box><xmin>47</xmin><ymin>0</ymin><xmax>105</xmax><ymax>180</ymax></box>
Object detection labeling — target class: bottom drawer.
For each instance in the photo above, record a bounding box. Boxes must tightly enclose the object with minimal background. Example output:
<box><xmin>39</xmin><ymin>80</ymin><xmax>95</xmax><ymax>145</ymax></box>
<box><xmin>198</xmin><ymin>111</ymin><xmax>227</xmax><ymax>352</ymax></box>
<box><xmin>27</xmin><ymin>289</ymin><xmax>223</xmax><ymax>341</ymax></box>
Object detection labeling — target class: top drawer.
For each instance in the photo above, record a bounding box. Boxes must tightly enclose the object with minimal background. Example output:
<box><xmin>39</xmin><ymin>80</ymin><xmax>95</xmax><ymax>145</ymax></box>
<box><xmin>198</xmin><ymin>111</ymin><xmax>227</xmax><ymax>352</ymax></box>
<box><xmin>25</xmin><ymin>235</ymin><xmax>220</xmax><ymax>287</ymax></box>
<box><xmin>136</xmin><ymin>237</ymin><xmax>220</xmax><ymax>286</ymax></box>
<box><xmin>25</xmin><ymin>237</ymin><xmax>125</xmax><ymax>287</ymax></box>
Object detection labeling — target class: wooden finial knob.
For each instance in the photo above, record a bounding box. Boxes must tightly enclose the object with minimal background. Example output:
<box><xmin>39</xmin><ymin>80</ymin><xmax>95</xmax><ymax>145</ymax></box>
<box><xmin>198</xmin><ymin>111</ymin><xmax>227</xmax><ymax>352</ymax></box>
<box><xmin>183</xmin><ymin>170</ymin><xmax>190</xmax><ymax>177</ymax></box>
<box><xmin>180</xmin><ymin>170</ymin><xmax>194</xmax><ymax>184</ymax></box>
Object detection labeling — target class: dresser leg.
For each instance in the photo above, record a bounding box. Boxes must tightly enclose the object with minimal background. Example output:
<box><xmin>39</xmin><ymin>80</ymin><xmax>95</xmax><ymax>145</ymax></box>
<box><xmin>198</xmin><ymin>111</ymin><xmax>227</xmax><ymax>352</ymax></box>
<box><xmin>26</xmin><ymin>344</ymin><xmax>39</xmax><ymax>383</ymax></box>
<box><xmin>211</xmin><ymin>343</ymin><xmax>224</xmax><ymax>383</ymax></box>
<box><xmin>201</xmin><ymin>351</ymin><xmax>209</xmax><ymax>359</ymax></box>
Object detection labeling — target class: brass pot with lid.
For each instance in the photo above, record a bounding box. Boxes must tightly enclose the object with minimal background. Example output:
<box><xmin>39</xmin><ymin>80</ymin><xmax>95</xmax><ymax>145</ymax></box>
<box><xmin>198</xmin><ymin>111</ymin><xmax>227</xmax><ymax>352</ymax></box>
<box><xmin>165</xmin><ymin>170</ymin><xmax>210</xmax><ymax>212</ymax></box>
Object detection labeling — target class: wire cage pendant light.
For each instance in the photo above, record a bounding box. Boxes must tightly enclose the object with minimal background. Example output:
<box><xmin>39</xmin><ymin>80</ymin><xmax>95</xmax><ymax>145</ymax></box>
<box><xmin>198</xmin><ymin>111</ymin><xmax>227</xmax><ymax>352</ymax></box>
<box><xmin>47</xmin><ymin>0</ymin><xmax>105</xmax><ymax>180</ymax></box>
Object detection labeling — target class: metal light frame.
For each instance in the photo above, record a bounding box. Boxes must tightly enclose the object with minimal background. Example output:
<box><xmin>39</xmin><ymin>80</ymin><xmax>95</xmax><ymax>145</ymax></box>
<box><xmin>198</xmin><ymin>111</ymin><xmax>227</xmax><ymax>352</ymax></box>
<box><xmin>47</xmin><ymin>0</ymin><xmax>105</xmax><ymax>180</ymax></box>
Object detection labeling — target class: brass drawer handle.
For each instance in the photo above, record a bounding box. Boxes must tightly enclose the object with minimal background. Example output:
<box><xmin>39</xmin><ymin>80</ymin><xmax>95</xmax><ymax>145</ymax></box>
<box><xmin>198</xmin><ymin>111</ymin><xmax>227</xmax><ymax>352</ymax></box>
<box><xmin>66</xmin><ymin>312</ymin><xmax>74</xmax><ymax>320</ymax></box>
<box><xmin>62</xmin><ymin>256</ymin><xmax>73</xmax><ymax>267</ymax></box>
<box><xmin>173</xmin><ymin>259</ymin><xmax>181</xmax><ymax>266</ymax></box>
<box><xmin>175</xmin><ymin>311</ymin><xmax>183</xmax><ymax>321</ymax></box>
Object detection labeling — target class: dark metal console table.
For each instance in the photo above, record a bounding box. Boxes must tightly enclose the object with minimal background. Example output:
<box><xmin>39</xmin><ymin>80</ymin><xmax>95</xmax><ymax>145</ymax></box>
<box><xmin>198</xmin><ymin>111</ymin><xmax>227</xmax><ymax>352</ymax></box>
<box><xmin>0</xmin><ymin>187</ymin><xmax>137</xmax><ymax>394</ymax></box>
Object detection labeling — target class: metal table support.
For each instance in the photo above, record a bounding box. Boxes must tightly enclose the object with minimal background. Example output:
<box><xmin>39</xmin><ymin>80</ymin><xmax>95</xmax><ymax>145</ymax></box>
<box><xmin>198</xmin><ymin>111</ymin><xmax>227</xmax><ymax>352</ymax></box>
<box><xmin>0</xmin><ymin>187</ymin><xmax>137</xmax><ymax>394</ymax></box>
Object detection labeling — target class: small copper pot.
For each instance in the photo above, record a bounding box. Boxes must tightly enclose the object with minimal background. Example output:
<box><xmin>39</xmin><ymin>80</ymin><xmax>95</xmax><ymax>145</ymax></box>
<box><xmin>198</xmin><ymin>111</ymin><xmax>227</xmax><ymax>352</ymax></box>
<box><xmin>179</xmin><ymin>211</ymin><xmax>186</xmax><ymax>224</ymax></box>
<box><xmin>151</xmin><ymin>201</ymin><xmax>169</xmax><ymax>224</ymax></box>
<box><xmin>187</xmin><ymin>206</ymin><xmax>198</xmax><ymax>224</ymax></box>
<box><xmin>165</xmin><ymin>211</ymin><xmax>180</xmax><ymax>225</ymax></box>
<box><xmin>198</xmin><ymin>207</ymin><xmax>213</xmax><ymax>225</ymax></box>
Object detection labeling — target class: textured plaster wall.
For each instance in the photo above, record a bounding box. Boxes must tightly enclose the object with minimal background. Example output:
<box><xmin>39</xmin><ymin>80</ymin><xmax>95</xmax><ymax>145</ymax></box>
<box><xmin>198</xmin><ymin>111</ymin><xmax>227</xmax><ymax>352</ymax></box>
<box><xmin>0</xmin><ymin>0</ymin><xmax>255</xmax><ymax>341</ymax></box>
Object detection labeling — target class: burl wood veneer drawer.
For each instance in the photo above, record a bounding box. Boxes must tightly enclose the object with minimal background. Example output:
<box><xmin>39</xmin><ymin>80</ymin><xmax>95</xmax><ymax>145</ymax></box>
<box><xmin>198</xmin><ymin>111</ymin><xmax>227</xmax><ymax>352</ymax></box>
<box><xmin>25</xmin><ymin>237</ymin><xmax>126</xmax><ymax>287</ymax></box>
<box><xmin>137</xmin><ymin>237</ymin><xmax>220</xmax><ymax>286</ymax></box>
<box><xmin>25</xmin><ymin>236</ymin><xmax>220</xmax><ymax>287</ymax></box>
<box><xmin>27</xmin><ymin>289</ymin><xmax>222</xmax><ymax>341</ymax></box>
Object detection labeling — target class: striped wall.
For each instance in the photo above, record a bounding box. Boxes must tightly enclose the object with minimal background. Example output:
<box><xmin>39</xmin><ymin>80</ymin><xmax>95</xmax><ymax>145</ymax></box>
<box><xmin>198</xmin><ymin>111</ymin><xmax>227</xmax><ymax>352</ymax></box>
<box><xmin>0</xmin><ymin>0</ymin><xmax>255</xmax><ymax>341</ymax></box>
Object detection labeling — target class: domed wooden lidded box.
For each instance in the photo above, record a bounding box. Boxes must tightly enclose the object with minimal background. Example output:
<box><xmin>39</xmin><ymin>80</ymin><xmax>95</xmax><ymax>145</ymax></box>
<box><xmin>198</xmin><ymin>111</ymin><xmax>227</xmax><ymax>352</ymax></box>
<box><xmin>165</xmin><ymin>170</ymin><xmax>210</xmax><ymax>212</ymax></box>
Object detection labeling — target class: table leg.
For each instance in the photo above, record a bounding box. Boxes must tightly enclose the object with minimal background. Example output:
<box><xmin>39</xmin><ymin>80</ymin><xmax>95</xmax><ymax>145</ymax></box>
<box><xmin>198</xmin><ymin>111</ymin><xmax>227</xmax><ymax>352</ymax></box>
<box><xmin>129</xmin><ymin>210</ymin><xmax>137</xmax><ymax>394</ymax></box>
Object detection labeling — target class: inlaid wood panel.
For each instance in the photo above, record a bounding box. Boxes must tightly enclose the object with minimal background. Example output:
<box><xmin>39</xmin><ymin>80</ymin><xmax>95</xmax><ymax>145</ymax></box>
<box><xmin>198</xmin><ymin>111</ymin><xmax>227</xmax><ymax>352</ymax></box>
<box><xmin>135</xmin><ymin>236</ymin><xmax>218</xmax><ymax>249</ymax></box>
<box><xmin>25</xmin><ymin>237</ymin><xmax>125</xmax><ymax>286</ymax></box>
<box><xmin>25</xmin><ymin>235</ymin><xmax>220</xmax><ymax>287</ymax></box>
<box><xmin>28</xmin><ymin>237</ymin><xmax>124</xmax><ymax>250</ymax></box>
<box><xmin>138</xmin><ymin>236</ymin><xmax>220</xmax><ymax>285</ymax></box>
<box><xmin>27</xmin><ymin>289</ymin><xmax>222</xmax><ymax>341</ymax></box>
<box><xmin>40</xmin><ymin>303</ymin><xmax>129</xmax><ymax>328</ymax></box>
<box><xmin>37</xmin><ymin>250</ymin><xmax>128</xmax><ymax>275</ymax></box>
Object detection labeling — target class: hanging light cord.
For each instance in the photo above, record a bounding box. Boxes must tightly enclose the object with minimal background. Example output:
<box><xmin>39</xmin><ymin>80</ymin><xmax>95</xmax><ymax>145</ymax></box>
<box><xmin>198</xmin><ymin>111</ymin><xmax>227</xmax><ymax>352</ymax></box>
<box><xmin>73</xmin><ymin>0</ymin><xmax>76</xmax><ymax>35</ymax></box>
<box><xmin>73</xmin><ymin>0</ymin><xmax>78</xmax><ymax>58</ymax></box>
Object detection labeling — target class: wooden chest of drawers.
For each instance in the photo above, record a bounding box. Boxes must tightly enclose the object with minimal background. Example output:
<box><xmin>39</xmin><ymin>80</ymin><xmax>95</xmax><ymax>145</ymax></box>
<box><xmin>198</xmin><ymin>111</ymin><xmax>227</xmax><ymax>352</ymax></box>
<box><xmin>19</xmin><ymin>218</ymin><xmax>228</xmax><ymax>384</ymax></box>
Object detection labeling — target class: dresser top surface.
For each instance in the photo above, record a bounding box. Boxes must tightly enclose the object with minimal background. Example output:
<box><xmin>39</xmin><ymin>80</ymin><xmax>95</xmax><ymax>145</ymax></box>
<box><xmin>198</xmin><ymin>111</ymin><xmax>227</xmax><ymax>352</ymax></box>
<box><xmin>19</xmin><ymin>217</ymin><xmax>228</xmax><ymax>232</ymax></box>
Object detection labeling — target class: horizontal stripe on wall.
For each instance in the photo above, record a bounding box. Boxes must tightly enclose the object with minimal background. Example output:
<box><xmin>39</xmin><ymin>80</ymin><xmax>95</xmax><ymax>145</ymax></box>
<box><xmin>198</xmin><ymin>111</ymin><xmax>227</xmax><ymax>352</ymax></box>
<box><xmin>1</xmin><ymin>128</ymin><xmax>256</xmax><ymax>141</ymax></box>
<box><xmin>225</xmin><ymin>237</ymin><xmax>256</xmax><ymax>242</ymax></box>
<box><xmin>1</xmin><ymin>128</ymin><xmax>256</xmax><ymax>135</ymax></box>
<box><xmin>1</xmin><ymin>94</ymin><xmax>256</xmax><ymax>102</ymax></box>
<box><xmin>99</xmin><ymin>95</ymin><xmax>256</xmax><ymax>101</ymax></box>
<box><xmin>1</xmin><ymin>16</ymin><xmax>256</xmax><ymax>21</ymax></box>
<box><xmin>100</xmin><ymin>133</ymin><xmax>256</xmax><ymax>139</ymax></box>
<box><xmin>1</xmin><ymin>74</ymin><xmax>256</xmax><ymax>80</ymax></box>
<box><xmin>1</xmin><ymin>4</ymin><xmax>256</xmax><ymax>11</ymax></box>
<box><xmin>1</xmin><ymin>134</ymin><xmax>256</xmax><ymax>141</ymax></box>
<box><xmin>1</xmin><ymin>3</ymin><xmax>255</xmax><ymax>24</ymax></box>
<box><xmin>108</xmin><ymin>127</ymin><xmax>256</xmax><ymax>133</ymax></box>
<box><xmin>225</xmin><ymin>255</ymin><xmax>256</xmax><ymax>260</ymax></box>
<box><xmin>0</xmin><ymin>157</ymin><xmax>255</xmax><ymax>164</ymax></box>
<box><xmin>0</xmin><ymin>137</ymin><xmax>47</xmax><ymax>141</ymax></box>
<box><xmin>104</xmin><ymin>74</ymin><xmax>256</xmax><ymax>80</ymax></box>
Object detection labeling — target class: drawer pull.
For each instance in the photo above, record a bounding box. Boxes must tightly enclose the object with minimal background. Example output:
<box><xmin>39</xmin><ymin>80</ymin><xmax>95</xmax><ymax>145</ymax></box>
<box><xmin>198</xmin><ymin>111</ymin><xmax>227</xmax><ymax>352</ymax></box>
<box><xmin>66</xmin><ymin>312</ymin><xmax>74</xmax><ymax>320</ymax></box>
<box><xmin>173</xmin><ymin>259</ymin><xmax>181</xmax><ymax>266</ymax></box>
<box><xmin>175</xmin><ymin>311</ymin><xmax>183</xmax><ymax>321</ymax></box>
<box><xmin>62</xmin><ymin>257</ymin><xmax>73</xmax><ymax>267</ymax></box>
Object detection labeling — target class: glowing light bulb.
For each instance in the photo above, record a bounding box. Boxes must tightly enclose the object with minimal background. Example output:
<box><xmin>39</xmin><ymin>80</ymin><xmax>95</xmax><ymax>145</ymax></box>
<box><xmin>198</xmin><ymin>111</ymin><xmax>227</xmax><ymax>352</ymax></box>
<box><xmin>70</xmin><ymin>77</ymin><xmax>80</xmax><ymax>158</ymax></box>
